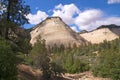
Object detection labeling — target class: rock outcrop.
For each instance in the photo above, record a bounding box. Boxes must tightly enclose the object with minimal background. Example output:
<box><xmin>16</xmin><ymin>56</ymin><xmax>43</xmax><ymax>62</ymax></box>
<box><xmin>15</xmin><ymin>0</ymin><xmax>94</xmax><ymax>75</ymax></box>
<box><xmin>30</xmin><ymin>17</ymin><xmax>88</xmax><ymax>47</ymax></box>
<box><xmin>80</xmin><ymin>27</ymin><xmax>120</xmax><ymax>44</ymax></box>
<box><xmin>17</xmin><ymin>64</ymin><xmax>42</xmax><ymax>80</ymax></box>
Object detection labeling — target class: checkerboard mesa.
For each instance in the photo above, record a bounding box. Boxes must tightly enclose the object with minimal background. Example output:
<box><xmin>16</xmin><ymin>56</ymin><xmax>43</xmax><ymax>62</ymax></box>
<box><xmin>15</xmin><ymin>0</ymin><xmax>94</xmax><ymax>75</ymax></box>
<box><xmin>30</xmin><ymin>17</ymin><xmax>88</xmax><ymax>47</ymax></box>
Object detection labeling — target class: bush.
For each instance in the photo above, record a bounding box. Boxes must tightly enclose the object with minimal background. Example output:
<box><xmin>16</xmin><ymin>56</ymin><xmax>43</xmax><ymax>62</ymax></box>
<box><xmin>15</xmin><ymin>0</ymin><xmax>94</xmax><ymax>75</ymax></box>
<box><xmin>0</xmin><ymin>37</ymin><xmax>18</xmax><ymax>80</ymax></box>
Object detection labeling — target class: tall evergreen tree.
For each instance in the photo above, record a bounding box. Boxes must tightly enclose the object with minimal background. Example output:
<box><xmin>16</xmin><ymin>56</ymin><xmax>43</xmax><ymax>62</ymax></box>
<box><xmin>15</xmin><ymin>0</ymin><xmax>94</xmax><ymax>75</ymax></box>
<box><xmin>0</xmin><ymin>0</ymin><xmax>30</xmax><ymax>25</ymax></box>
<box><xmin>30</xmin><ymin>36</ymin><xmax>52</xmax><ymax>80</ymax></box>
<box><xmin>0</xmin><ymin>0</ymin><xmax>30</xmax><ymax>39</ymax></box>
<box><xmin>0</xmin><ymin>37</ymin><xmax>18</xmax><ymax>80</ymax></box>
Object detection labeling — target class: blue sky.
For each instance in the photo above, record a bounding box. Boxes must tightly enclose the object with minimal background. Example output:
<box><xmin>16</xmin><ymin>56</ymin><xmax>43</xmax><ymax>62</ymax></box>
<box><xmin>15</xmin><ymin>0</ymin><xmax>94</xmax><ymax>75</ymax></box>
<box><xmin>24</xmin><ymin>0</ymin><xmax>120</xmax><ymax>32</ymax></box>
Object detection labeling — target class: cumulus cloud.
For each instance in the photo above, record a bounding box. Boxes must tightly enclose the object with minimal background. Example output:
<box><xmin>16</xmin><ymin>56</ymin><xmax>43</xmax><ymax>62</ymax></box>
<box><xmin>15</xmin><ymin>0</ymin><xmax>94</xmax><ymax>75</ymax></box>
<box><xmin>26</xmin><ymin>3</ymin><xmax>120</xmax><ymax>32</ymax></box>
<box><xmin>52</xmin><ymin>4</ymin><xmax>105</xmax><ymax>31</ymax></box>
<box><xmin>75</xmin><ymin>9</ymin><xmax>103</xmax><ymax>30</ymax></box>
<box><xmin>26</xmin><ymin>10</ymin><xmax>48</xmax><ymax>24</ymax></box>
<box><xmin>108</xmin><ymin>0</ymin><xmax>120</xmax><ymax>4</ymax></box>
<box><xmin>52</xmin><ymin>4</ymin><xmax>120</xmax><ymax>31</ymax></box>
<box><xmin>76</xmin><ymin>17</ymin><xmax>120</xmax><ymax>31</ymax></box>
<box><xmin>52</xmin><ymin>3</ymin><xmax>80</xmax><ymax>24</ymax></box>
<box><xmin>93</xmin><ymin>17</ymin><xmax>120</xmax><ymax>27</ymax></box>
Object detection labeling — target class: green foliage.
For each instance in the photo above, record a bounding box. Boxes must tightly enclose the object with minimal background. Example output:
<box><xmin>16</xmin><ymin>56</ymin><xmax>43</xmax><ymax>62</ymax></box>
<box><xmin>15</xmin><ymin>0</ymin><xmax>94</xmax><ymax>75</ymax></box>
<box><xmin>30</xmin><ymin>36</ymin><xmax>52</xmax><ymax>79</ymax></box>
<box><xmin>0</xmin><ymin>0</ymin><xmax>30</xmax><ymax>25</ymax></box>
<box><xmin>63</xmin><ymin>58</ymin><xmax>89</xmax><ymax>73</ymax></box>
<box><xmin>16</xmin><ymin>38</ymin><xmax>31</xmax><ymax>54</ymax></box>
<box><xmin>0</xmin><ymin>20</ymin><xmax>17</xmax><ymax>39</ymax></box>
<box><xmin>51</xmin><ymin>45</ymin><xmax>90</xmax><ymax>74</ymax></box>
<box><xmin>92</xmin><ymin>37</ymin><xmax>120</xmax><ymax>80</ymax></box>
<box><xmin>0</xmin><ymin>20</ymin><xmax>32</xmax><ymax>54</ymax></box>
<box><xmin>0</xmin><ymin>0</ymin><xmax>31</xmax><ymax>54</ymax></box>
<box><xmin>51</xmin><ymin>62</ymin><xmax>65</xmax><ymax>76</ymax></box>
<box><xmin>0</xmin><ymin>0</ymin><xmax>31</xmax><ymax>79</ymax></box>
<box><xmin>30</xmin><ymin>36</ymin><xmax>46</xmax><ymax>66</ymax></box>
<box><xmin>0</xmin><ymin>37</ymin><xmax>18</xmax><ymax>80</ymax></box>
<box><xmin>50</xmin><ymin>37</ymin><xmax>120</xmax><ymax>80</ymax></box>
<box><xmin>29</xmin><ymin>36</ymin><xmax>70</xmax><ymax>79</ymax></box>
<box><xmin>17</xmin><ymin>53</ymin><xmax>33</xmax><ymax>66</ymax></box>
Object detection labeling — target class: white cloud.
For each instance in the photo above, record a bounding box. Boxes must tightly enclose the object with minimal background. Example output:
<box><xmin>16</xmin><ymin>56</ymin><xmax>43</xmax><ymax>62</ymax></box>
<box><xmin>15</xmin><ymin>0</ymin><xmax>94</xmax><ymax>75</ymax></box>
<box><xmin>53</xmin><ymin>4</ymin><xmax>120</xmax><ymax>31</ymax></box>
<box><xmin>52</xmin><ymin>4</ymin><xmax>108</xmax><ymax>31</ymax></box>
<box><xmin>76</xmin><ymin>17</ymin><xmax>120</xmax><ymax>31</ymax></box>
<box><xmin>93</xmin><ymin>17</ymin><xmax>120</xmax><ymax>27</ymax></box>
<box><xmin>52</xmin><ymin>3</ymin><xmax>120</xmax><ymax>32</ymax></box>
<box><xmin>26</xmin><ymin>3</ymin><xmax>120</xmax><ymax>32</ymax></box>
<box><xmin>108</xmin><ymin>0</ymin><xmax>120</xmax><ymax>4</ymax></box>
<box><xmin>26</xmin><ymin>10</ymin><xmax>48</xmax><ymax>24</ymax></box>
<box><xmin>55</xmin><ymin>4</ymin><xmax>63</xmax><ymax>9</ymax></box>
<box><xmin>52</xmin><ymin>3</ymin><xmax>80</xmax><ymax>24</ymax></box>
<box><xmin>75</xmin><ymin>9</ymin><xmax>103</xmax><ymax>30</ymax></box>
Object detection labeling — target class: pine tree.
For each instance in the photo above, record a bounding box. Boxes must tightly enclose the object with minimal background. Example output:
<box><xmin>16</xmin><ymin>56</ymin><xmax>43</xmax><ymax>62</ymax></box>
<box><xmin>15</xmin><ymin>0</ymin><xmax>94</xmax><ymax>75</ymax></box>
<box><xmin>0</xmin><ymin>0</ymin><xmax>30</xmax><ymax>25</ymax></box>
<box><xmin>30</xmin><ymin>36</ymin><xmax>52</xmax><ymax>79</ymax></box>
<box><xmin>0</xmin><ymin>0</ymin><xmax>30</xmax><ymax>39</ymax></box>
<box><xmin>0</xmin><ymin>37</ymin><xmax>18</xmax><ymax>80</ymax></box>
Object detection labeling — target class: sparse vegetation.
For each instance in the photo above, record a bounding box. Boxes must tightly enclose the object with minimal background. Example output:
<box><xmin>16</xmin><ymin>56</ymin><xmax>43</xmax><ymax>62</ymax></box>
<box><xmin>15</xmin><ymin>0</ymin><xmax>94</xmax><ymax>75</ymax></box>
<box><xmin>1</xmin><ymin>1</ymin><xmax>120</xmax><ymax>79</ymax></box>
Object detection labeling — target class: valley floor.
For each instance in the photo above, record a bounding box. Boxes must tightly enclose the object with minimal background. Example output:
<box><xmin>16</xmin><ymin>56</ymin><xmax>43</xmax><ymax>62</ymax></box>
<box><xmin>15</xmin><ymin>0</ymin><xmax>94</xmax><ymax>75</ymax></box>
<box><xmin>18</xmin><ymin>64</ymin><xmax>111</xmax><ymax>80</ymax></box>
<box><xmin>63</xmin><ymin>71</ymin><xmax>111</xmax><ymax>80</ymax></box>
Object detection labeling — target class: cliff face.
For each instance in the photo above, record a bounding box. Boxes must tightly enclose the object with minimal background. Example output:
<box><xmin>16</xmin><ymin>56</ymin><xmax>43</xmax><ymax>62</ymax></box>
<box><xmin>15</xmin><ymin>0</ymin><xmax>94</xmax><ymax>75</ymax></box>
<box><xmin>30</xmin><ymin>17</ymin><xmax>88</xmax><ymax>47</ymax></box>
<box><xmin>80</xmin><ymin>27</ymin><xmax>120</xmax><ymax>44</ymax></box>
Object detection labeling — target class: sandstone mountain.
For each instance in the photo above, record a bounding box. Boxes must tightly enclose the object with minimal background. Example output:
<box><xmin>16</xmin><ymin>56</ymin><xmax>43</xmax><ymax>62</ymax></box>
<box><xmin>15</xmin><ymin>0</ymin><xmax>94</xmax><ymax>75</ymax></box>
<box><xmin>30</xmin><ymin>17</ymin><xmax>88</xmax><ymax>47</ymax></box>
<box><xmin>80</xmin><ymin>25</ymin><xmax>120</xmax><ymax>44</ymax></box>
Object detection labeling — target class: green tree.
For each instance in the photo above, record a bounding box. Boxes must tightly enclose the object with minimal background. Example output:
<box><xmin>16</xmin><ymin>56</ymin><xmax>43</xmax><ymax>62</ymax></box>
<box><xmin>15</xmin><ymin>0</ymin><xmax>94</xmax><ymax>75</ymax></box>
<box><xmin>0</xmin><ymin>0</ymin><xmax>30</xmax><ymax>39</ymax></box>
<box><xmin>51</xmin><ymin>62</ymin><xmax>65</xmax><ymax>76</ymax></box>
<box><xmin>0</xmin><ymin>0</ymin><xmax>30</xmax><ymax>25</ymax></box>
<box><xmin>0</xmin><ymin>37</ymin><xmax>18</xmax><ymax>80</ymax></box>
<box><xmin>92</xmin><ymin>39</ymin><xmax>120</xmax><ymax>80</ymax></box>
<box><xmin>30</xmin><ymin>36</ymin><xmax>52</xmax><ymax>80</ymax></box>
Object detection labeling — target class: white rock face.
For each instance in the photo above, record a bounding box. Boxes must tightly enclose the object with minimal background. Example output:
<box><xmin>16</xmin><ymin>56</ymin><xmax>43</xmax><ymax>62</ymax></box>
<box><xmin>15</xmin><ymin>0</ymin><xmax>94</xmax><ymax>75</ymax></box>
<box><xmin>30</xmin><ymin>17</ymin><xmax>88</xmax><ymax>47</ymax></box>
<box><xmin>80</xmin><ymin>28</ymin><xmax>120</xmax><ymax>44</ymax></box>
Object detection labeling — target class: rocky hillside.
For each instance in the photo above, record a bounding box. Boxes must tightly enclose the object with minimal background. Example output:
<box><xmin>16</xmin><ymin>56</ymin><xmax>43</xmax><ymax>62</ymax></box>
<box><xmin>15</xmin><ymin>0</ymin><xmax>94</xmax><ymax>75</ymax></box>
<box><xmin>30</xmin><ymin>17</ymin><xmax>88</xmax><ymax>47</ymax></box>
<box><xmin>80</xmin><ymin>25</ymin><xmax>120</xmax><ymax>44</ymax></box>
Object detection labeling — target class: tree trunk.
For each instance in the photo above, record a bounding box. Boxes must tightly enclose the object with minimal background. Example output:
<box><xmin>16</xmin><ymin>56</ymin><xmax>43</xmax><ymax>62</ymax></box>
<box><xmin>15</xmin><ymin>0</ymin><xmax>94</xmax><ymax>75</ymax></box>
<box><xmin>7</xmin><ymin>0</ymin><xmax>11</xmax><ymax>21</ymax></box>
<box><xmin>5</xmin><ymin>0</ymin><xmax>11</xmax><ymax>39</ymax></box>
